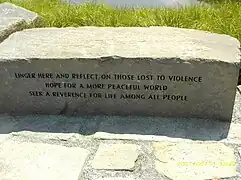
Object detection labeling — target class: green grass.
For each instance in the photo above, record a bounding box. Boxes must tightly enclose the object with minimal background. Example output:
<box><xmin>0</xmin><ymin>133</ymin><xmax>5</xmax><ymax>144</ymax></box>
<box><xmin>0</xmin><ymin>0</ymin><xmax>241</xmax><ymax>42</ymax></box>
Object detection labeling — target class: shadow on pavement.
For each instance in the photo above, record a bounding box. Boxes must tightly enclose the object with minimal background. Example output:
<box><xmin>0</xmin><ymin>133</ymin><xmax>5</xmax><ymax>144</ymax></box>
<box><xmin>0</xmin><ymin>114</ymin><xmax>231</xmax><ymax>141</ymax></box>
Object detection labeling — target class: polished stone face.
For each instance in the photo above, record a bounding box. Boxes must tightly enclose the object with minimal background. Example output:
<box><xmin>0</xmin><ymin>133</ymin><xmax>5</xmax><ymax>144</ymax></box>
<box><xmin>61</xmin><ymin>0</ymin><xmax>203</xmax><ymax>8</ymax></box>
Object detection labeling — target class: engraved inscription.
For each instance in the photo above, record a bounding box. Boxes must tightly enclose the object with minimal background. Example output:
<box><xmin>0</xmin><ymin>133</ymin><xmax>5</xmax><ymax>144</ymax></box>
<box><xmin>14</xmin><ymin>72</ymin><xmax>203</xmax><ymax>102</ymax></box>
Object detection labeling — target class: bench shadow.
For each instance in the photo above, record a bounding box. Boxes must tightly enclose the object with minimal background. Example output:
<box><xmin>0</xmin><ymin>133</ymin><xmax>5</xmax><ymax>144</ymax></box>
<box><xmin>3</xmin><ymin>84</ymin><xmax>240</xmax><ymax>141</ymax></box>
<box><xmin>0</xmin><ymin>114</ymin><xmax>231</xmax><ymax>141</ymax></box>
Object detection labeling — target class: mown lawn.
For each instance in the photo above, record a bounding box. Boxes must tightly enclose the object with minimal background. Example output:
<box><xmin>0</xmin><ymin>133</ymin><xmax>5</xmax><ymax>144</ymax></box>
<box><xmin>0</xmin><ymin>0</ymin><xmax>240</xmax><ymax>43</ymax></box>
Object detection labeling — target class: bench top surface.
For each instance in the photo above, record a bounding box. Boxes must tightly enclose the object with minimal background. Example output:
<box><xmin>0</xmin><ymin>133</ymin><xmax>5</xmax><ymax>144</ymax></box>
<box><xmin>0</xmin><ymin>26</ymin><xmax>240</xmax><ymax>64</ymax></box>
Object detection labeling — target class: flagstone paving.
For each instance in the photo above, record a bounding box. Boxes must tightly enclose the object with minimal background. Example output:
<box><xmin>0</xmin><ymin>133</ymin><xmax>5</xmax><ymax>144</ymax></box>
<box><xmin>0</xmin><ymin>120</ymin><xmax>241</xmax><ymax>180</ymax></box>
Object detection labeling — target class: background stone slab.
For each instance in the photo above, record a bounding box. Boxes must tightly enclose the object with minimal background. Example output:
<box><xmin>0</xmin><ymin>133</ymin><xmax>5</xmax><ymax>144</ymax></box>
<box><xmin>0</xmin><ymin>3</ymin><xmax>42</xmax><ymax>42</ymax></box>
<box><xmin>0</xmin><ymin>2</ymin><xmax>42</xmax><ymax>27</ymax></box>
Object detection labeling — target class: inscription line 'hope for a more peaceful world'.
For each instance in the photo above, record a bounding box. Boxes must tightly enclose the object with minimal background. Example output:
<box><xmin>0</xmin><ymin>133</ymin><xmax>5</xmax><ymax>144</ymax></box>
<box><xmin>14</xmin><ymin>72</ymin><xmax>203</xmax><ymax>102</ymax></box>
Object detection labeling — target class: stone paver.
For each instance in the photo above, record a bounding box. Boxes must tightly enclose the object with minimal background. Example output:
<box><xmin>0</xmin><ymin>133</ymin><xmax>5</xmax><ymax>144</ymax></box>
<box><xmin>153</xmin><ymin>142</ymin><xmax>239</xmax><ymax>180</ymax></box>
<box><xmin>0</xmin><ymin>140</ymin><xmax>89</xmax><ymax>180</ymax></box>
<box><xmin>92</xmin><ymin>143</ymin><xmax>139</xmax><ymax>170</ymax></box>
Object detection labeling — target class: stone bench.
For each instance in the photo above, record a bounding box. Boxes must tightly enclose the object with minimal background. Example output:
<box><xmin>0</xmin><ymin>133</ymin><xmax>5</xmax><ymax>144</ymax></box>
<box><xmin>0</xmin><ymin>25</ymin><xmax>240</xmax><ymax>121</ymax></box>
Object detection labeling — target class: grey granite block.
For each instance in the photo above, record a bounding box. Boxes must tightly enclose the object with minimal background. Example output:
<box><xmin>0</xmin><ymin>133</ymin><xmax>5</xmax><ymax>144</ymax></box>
<box><xmin>0</xmin><ymin>27</ymin><xmax>239</xmax><ymax>121</ymax></box>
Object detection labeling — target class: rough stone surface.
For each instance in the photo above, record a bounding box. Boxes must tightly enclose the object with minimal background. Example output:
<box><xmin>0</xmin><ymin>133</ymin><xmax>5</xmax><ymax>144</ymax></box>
<box><xmin>153</xmin><ymin>142</ymin><xmax>239</xmax><ymax>180</ymax></box>
<box><xmin>0</xmin><ymin>2</ymin><xmax>42</xmax><ymax>27</ymax></box>
<box><xmin>0</xmin><ymin>17</ymin><xmax>26</xmax><ymax>43</ymax></box>
<box><xmin>0</xmin><ymin>27</ymin><xmax>240</xmax><ymax>121</ymax></box>
<box><xmin>0</xmin><ymin>140</ymin><xmax>89</xmax><ymax>180</ymax></box>
<box><xmin>92</xmin><ymin>143</ymin><xmax>139</xmax><ymax>170</ymax></box>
